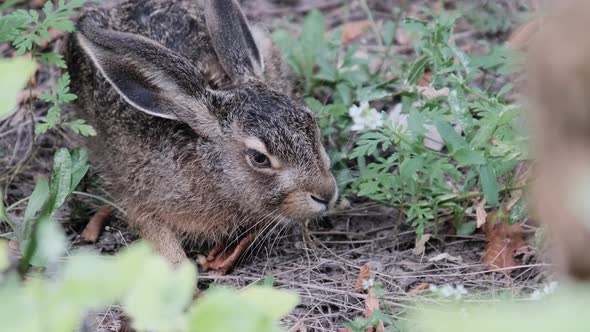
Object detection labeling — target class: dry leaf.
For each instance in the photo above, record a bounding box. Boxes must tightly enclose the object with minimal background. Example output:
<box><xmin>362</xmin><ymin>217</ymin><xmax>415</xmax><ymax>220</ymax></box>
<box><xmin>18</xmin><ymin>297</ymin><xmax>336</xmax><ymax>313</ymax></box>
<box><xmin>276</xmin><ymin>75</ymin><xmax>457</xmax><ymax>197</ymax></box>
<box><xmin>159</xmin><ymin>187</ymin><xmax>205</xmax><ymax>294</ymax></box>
<box><xmin>416</xmin><ymin>85</ymin><xmax>450</xmax><ymax>99</ymax></box>
<box><xmin>413</xmin><ymin>233</ymin><xmax>432</xmax><ymax>256</ymax></box>
<box><xmin>428</xmin><ymin>252</ymin><xmax>463</xmax><ymax>263</ymax></box>
<box><xmin>483</xmin><ymin>211</ymin><xmax>529</xmax><ymax>273</ymax></box>
<box><xmin>507</xmin><ymin>18</ymin><xmax>541</xmax><ymax>50</ymax></box>
<box><xmin>341</xmin><ymin>20</ymin><xmax>371</xmax><ymax>45</ymax></box>
<box><xmin>418</xmin><ymin>71</ymin><xmax>432</xmax><ymax>87</ymax></box>
<box><xmin>475</xmin><ymin>199</ymin><xmax>487</xmax><ymax>228</ymax></box>
<box><xmin>365</xmin><ymin>288</ymin><xmax>385</xmax><ymax>332</ymax></box>
<box><xmin>348</xmin><ymin>263</ymin><xmax>385</xmax><ymax>332</ymax></box>
<box><xmin>355</xmin><ymin>262</ymin><xmax>371</xmax><ymax>292</ymax></box>
<box><xmin>408</xmin><ymin>282</ymin><xmax>431</xmax><ymax>294</ymax></box>
<box><xmin>81</xmin><ymin>206</ymin><xmax>112</xmax><ymax>243</ymax></box>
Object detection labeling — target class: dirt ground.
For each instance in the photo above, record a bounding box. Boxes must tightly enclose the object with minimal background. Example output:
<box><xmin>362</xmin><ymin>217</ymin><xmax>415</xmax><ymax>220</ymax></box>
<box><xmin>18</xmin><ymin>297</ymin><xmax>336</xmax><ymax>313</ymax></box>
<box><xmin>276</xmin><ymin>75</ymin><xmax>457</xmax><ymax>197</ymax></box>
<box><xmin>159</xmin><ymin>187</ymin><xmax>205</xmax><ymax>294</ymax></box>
<box><xmin>1</xmin><ymin>1</ymin><xmax>548</xmax><ymax>331</ymax></box>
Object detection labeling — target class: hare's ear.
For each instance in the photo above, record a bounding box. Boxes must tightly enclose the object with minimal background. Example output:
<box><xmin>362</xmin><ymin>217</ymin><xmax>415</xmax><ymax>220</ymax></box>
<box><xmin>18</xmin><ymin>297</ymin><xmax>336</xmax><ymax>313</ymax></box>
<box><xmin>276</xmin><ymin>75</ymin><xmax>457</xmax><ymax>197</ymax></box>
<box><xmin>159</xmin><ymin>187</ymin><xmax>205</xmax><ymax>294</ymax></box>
<box><xmin>76</xmin><ymin>19</ymin><xmax>223</xmax><ymax>138</ymax></box>
<box><xmin>205</xmin><ymin>0</ymin><xmax>264</xmax><ymax>81</ymax></box>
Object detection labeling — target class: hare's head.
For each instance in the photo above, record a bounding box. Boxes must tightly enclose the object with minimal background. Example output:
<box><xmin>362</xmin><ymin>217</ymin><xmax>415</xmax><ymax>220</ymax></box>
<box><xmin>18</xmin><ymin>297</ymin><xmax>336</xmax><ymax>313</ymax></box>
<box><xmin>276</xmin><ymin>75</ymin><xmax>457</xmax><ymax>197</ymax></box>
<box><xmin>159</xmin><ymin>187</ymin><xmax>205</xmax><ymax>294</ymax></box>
<box><xmin>75</xmin><ymin>0</ymin><xmax>337</xmax><ymax>222</ymax></box>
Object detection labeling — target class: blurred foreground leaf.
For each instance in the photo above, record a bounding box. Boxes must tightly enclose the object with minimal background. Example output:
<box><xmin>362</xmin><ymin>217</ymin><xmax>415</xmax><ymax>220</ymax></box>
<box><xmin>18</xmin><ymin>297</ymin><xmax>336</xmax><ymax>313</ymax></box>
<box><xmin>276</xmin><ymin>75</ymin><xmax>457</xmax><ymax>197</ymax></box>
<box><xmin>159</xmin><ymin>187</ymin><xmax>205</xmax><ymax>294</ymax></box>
<box><xmin>412</xmin><ymin>285</ymin><xmax>590</xmax><ymax>332</ymax></box>
<box><xmin>0</xmin><ymin>57</ymin><xmax>36</xmax><ymax>120</ymax></box>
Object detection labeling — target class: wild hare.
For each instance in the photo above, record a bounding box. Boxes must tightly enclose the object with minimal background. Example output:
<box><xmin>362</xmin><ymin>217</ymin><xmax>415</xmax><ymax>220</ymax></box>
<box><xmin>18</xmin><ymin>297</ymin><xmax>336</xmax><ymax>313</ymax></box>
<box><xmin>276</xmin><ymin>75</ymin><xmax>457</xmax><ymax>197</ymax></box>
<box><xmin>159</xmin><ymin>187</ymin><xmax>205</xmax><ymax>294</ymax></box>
<box><xmin>65</xmin><ymin>0</ymin><xmax>337</xmax><ymax>272</ymax></box>
<box><xmin>527</xmin><ymin>0</ymin><xmax>590</xmax><ymax>279</ymax></box>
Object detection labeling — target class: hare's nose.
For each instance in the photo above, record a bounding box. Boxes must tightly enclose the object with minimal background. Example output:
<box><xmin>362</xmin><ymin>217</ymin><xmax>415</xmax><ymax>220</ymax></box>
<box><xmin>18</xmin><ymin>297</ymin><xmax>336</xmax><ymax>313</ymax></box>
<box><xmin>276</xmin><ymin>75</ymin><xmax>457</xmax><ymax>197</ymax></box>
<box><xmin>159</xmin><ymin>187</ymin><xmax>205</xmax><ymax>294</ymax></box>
<box><xmin>310</xmin><ymin>176</ymin><xmax>338</xmax><ymax>210</ymax></box>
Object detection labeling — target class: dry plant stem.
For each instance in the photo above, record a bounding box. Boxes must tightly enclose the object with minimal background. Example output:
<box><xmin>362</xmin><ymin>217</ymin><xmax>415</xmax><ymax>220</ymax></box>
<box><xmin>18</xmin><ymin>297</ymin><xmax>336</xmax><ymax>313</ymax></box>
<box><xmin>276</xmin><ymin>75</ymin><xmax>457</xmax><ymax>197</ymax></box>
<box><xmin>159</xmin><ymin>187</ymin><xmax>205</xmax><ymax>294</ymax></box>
<box><xmin>247</xmin><ymin>0</ymin><xmax>344</xmax><ymax>16</ymax></box>
<box><xmin>359</xmin><ymin>0</ymin><xmax>383</xmax><ymax>48</ymax></box>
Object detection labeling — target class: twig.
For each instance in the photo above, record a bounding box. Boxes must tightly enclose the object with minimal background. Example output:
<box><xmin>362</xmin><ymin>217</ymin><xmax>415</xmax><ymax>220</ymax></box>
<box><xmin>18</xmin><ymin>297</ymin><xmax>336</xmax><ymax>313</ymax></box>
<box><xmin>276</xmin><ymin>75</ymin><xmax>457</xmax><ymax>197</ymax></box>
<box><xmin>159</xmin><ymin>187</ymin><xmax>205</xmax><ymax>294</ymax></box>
<box><xmin>248</xmin><ymin>0</ymin><xmax>343</xmax><ymax>16</ymax></box>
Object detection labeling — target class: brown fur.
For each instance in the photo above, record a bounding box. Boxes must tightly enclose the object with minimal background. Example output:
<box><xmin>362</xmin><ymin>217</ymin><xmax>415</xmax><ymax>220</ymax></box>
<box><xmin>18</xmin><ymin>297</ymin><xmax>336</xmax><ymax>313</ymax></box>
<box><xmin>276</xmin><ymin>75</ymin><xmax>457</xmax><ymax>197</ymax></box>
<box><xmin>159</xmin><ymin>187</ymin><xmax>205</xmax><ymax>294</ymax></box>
<box><xmin>528</xmin><ymin>0</ymin><xmax>590</xmax><ymax>279</ymax></box>
<box><xmin>65</xmin><ymin>0</ymin><xmax>337</xmax><ymax>264</ymax></box>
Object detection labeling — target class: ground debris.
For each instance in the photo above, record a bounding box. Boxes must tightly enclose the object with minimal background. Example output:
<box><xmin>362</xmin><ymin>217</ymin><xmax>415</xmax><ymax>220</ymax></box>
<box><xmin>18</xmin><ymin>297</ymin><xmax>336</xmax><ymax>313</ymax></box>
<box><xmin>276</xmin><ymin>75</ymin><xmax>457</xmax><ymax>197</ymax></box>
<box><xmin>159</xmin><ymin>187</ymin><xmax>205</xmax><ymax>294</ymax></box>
<box><xmin>483</xmin><ymin>210</ymin><xmax>529</xmax><ymax>273</ymax></box>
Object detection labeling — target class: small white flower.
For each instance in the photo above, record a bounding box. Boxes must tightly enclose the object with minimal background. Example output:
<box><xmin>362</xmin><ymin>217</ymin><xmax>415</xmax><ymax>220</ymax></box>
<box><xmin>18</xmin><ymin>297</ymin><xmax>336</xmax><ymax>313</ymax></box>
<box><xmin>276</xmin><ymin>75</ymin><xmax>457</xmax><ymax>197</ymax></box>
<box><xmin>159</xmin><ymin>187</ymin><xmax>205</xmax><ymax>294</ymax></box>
<box><xmin>362</xmin><ymin>278</ymin><xmax>375</xmax><ymax>290</ymax></box>
<box><xmin>530</xmin><ymin>290</ymin><xmax>542</xmax><ymax>301</ymax></box>
<box><xmin>349</xmin><ymin>101</ymin><xmax>384</xmax><ymax>131</ymax></box>
<box><xmin>430</xmin><ymin>284</ymin><xmax>468</xmax><ymax>300</ymax></box>
<box><xmin>439</xmin><ymin>284</ymin><xmax>455</xmax><ymax>298</ymax></box>
<box><xmin>530</xmin><ymin>281</ymin><xmax>559</xmax><ymax>300</ymax></box>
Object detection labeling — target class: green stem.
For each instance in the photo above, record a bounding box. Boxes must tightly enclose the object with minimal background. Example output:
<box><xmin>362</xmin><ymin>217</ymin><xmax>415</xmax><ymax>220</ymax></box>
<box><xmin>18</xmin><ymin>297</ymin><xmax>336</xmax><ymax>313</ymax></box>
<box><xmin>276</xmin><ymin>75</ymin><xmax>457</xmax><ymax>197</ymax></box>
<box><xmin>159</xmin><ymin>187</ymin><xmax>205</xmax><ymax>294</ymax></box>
<box><xmin>72</xmin><ymin>191</ymin><xmax>126</xmax><ymax>215</ymax></box>
<box><xmin>0</xmin><ymin>189</ymin><xmax>19</xmax><ymax>234</ymax></box>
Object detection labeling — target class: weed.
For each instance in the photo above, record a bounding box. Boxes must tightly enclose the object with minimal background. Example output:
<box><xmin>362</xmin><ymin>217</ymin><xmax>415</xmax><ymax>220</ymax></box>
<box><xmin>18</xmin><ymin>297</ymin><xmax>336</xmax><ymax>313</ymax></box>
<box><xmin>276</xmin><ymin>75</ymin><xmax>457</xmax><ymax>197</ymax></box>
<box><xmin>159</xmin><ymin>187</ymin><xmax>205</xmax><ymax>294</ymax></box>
<box><xmin>0</xmin><ymin>0</ymin><xmax>94</xmax><ymax>136</ymax></box>
<box><xmin>274</xmin><ymin>8</ymin><xmax>529</xmax><ymax>238</ymax></box>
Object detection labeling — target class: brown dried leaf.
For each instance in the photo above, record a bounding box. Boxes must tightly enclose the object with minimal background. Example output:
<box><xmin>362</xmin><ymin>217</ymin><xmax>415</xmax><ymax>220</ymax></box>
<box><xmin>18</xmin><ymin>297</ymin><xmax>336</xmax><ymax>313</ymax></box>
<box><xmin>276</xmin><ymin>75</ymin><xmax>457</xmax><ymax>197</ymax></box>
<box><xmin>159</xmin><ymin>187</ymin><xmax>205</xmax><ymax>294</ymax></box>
<box><xmin>81</xmin><ymin>206</ymin><xmax>112</xmax><ymax>243</ymax></box>
<box><xmin>416</xmin><ymin>86</ymin><xmax>450</xmax><ymax>99</ymax></box>
<box><xmin>341</xmin><ymin>20</ymin><xmax>371</xmax><ymax>45</ymax></box>
<box><xmin>354</xmin><ymin>263</ymin><xmax>371</xmax><ymax>292</ymax></box>
<box><xmin>483</xmin><ymin>211</ymin><xmax>529</xmax><ymax>273</ymax></box>
<box><xmin>365</xmin><ymin>288</ymin><xmax>385</xmax><ymax>332</ymax></box>
<box><xmin>413</xmin><ymin>233</ymin><xmax>432</xmax><ymax>256</ymax></box>
<box><xmin>418</xmin><ymin>71</ymin><xmax>432</xmax><ymax>87</ymax></box>
<box><xmin>408</xmin><ymin>282</ymin><xmax>431</xmax><ymax>294</ymax></box>
<box><xmin>475</xmin><ymin>199</ymin><xmax>487</xmax><ymax>228</ymax></box>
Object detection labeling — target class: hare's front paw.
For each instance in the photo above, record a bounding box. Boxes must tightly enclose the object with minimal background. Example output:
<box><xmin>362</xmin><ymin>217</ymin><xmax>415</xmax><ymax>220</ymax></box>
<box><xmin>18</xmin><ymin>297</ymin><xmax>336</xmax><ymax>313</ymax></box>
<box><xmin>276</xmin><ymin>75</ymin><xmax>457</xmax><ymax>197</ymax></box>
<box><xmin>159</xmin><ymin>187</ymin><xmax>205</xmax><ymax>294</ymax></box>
<box><xmin>137</xmin><ymin>223</ymin><xmax>188</xmax><ymax>266</ymax></box>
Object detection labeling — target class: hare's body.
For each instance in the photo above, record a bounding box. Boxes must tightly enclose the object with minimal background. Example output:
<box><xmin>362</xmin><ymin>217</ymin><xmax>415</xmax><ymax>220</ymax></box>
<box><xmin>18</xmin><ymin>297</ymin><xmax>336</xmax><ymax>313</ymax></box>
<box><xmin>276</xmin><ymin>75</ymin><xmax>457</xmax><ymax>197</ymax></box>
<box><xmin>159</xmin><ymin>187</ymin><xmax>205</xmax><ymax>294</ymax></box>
<box><xmin>67</xmin><ymin>0</ymin><xmax>337</xmax><ymax>267</ymax></box>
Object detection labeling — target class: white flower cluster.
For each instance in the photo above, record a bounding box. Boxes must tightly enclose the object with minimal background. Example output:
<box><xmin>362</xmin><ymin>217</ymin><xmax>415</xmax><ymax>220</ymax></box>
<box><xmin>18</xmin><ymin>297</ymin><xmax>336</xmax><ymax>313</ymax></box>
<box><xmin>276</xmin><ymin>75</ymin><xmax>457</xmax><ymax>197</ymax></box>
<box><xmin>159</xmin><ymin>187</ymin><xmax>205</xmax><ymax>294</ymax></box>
<box><xmin>530</xmin><ymin>281</ymin><xmax>559</xmax><ymax>300</ymax></box>
<box><xmin>348</xmin><ymin>101</ymin><xmax>384</xmax><ymax>131</ymax></box>
<box><xmin>429</xmin><ymin>284</ymin><xmax>468</xmax><ymax>300</ymax></box>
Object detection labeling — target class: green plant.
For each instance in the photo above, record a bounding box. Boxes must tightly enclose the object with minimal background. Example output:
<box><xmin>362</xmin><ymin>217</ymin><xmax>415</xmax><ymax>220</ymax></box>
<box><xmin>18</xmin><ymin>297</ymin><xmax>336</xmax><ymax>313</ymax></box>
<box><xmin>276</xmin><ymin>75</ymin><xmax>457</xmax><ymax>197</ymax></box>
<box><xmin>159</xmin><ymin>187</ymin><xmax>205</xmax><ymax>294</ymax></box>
<box><xmin>0</xmin><ymin>0</ymin><xmax>94</xmax><ymax>136</ymax></box>
<box><xmin>0</xmin><ymin>241</ymin><xmax>299</xmax><ymax>332</ymax></box>
<box><xmin>274</xmin><ymin>9</ymin><xmax>529</xmax><ymax>238</ymax></box>
<box><xmin>1</xmin><ymin>148</ymin><xmax>89</xmax><ymax>272</ymax></box>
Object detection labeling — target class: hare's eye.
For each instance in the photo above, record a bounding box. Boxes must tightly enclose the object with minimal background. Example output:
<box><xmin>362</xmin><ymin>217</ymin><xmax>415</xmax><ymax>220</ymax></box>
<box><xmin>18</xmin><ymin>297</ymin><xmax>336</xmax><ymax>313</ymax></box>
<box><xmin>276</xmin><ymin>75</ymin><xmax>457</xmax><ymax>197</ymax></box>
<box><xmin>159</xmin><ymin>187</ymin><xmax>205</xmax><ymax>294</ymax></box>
<box><xmin>245</xmin><ymin>149</ymin><xmax>271</xmax><ymax>169</ymax></box>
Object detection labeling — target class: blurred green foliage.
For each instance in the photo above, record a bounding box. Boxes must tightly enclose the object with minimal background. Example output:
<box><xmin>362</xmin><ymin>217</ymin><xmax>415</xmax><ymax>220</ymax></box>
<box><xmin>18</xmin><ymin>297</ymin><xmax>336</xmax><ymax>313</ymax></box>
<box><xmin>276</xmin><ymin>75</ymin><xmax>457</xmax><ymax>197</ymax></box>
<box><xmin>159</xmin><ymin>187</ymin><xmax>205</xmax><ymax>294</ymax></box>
<box><xmin>0</xmin><ymin>242</ymin><xmax>299</xmax><ymax>332</ymax></box>
<box><xmin>411</xmin><ymin>285</ymin><xmax>590</xmax><ymax>332</ymax></box>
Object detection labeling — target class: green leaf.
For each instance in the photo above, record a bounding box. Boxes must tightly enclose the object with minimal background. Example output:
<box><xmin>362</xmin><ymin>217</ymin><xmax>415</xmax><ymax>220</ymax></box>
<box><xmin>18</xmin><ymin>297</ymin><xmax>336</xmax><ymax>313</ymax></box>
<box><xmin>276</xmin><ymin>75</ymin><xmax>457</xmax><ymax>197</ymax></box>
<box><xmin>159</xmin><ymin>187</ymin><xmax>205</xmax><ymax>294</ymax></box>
<box><xmin>478</xmin><ymin>164</ymin><xmax>499</xmax><ymax>207</ymax></box>
<box><xmin>65</xmin><ymin>119</ymin><xmax>96</xmax><ymax>137</ymax></box>
<box><xmin>23</xmin><ymin>177</ymin><xmax>50</xmax><ymax>228</ymax></box>
<box><xmin>453</xmin><ymin>148</ymin><xmax>486</xmax><ymax>165</ymax></box>
<box><xmin>188</xmin><ymin>287</ymin><xmax>297</xmax><ymax>332</ymax></box>
<box><xmin>48</xmin><ymin>148</ymin><xmax>73</xmax><ymax>214</ymax></box>
<box><xmin>28</xmin><ymin>216</ymin><xmax>66</xmax><ymax>267</ymax></box>
<box><xmin>382</xmin><ymin>20</ymin><xmax>396</xmax><ymax>46</ymax></box>
<box><xmin>0</xmin><ymin>0</ymin><xmax>26</xmax><ymax>11</ymax></box>
<box><xmin>69</xmin><ymin>148</ymin><xmax>89</xmax><ymax>191</ymax></box>
<box><xmin>509</xmin><ymin>196</ymin><xmax>528</xmax><ymax>224</ymax></box>
<box><xmin>239</xmin><ymin>287</ymin><xmax>299</xmax><ymax>321</ymax></box>
<box><xmin>400</xmin><ymin>157</ymin><xmax>423</xmax><ymax>181</ymax></box>
<box><xmin>406</xmin><ymin>56</ymin><xmax>430</xmax><ymax>85</ymax></box>
<box><xmin>0</xmin><ymin>241</ymin><xmax>9</xmax><ymax>272</ymax></box>
<box><xmin>0</xmin><ymin>58</ymin><xmax>36</xmax><ymax>120</ymax></box>
<box><xmin>124</xmin><ymin>258</ymin><xmax>196</xmax><ymax>331</ymax></box>
<box><xmin>0</xmin><ymin>190</ymin><xmax>18</xmax><ymax>234</ymax></box>
<box><xmin>38</xmin><ymin>52</ymin><xmax>66</xmax><ymax>68</ymax></box>
<box><xmin>434</xmin><ymin>119</ymin><xmax>466</xmax><ymax>152</ymax></box>
<box><xmin>457</xmin><ymin>220</ymin><xmax>476</xmax><ymax>236</ymax></box>
<box><xmin>412</xmin><ymin>285</ymin><xmax>590</xmax><ymax>332</ymax></box>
